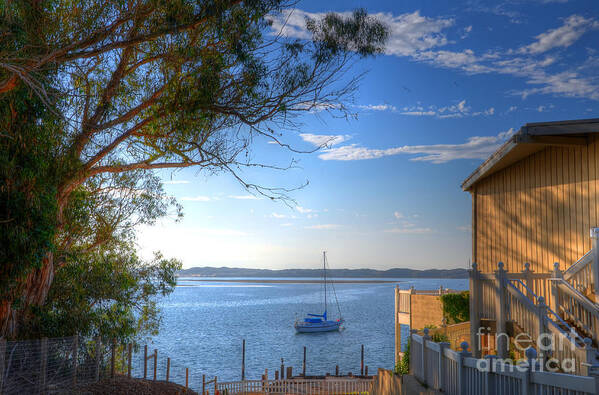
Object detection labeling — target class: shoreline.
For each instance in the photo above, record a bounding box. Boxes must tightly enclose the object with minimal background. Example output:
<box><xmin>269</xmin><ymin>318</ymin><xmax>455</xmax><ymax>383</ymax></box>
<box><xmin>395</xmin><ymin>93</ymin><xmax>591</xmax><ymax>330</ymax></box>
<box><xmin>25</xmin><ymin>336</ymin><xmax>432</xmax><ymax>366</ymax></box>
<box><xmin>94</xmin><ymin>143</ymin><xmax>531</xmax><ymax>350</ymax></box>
<box><xmin>179</xmin><ymin>278</ymin><xmax>399</xmax><ymax>284</ymax></box>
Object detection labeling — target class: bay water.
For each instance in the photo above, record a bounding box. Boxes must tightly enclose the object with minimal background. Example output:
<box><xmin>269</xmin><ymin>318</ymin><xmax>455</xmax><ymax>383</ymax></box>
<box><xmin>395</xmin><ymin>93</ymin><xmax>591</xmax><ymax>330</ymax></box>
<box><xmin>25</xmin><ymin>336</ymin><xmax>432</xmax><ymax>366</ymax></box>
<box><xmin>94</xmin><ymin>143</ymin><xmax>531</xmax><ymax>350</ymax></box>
<box><xmin>145</xmin><ymin>277</ymin><xmax>468</xmax><ymax>388</ymax></box>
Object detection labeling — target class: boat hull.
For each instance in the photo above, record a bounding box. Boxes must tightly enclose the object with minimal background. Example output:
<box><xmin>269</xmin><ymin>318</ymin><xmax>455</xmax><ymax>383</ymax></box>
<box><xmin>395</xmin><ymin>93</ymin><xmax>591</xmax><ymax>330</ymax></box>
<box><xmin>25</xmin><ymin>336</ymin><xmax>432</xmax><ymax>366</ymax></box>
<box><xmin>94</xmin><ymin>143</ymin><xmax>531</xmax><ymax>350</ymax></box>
<box><xmin>294</xmin><ymin>320</ymin><xmax>343</xmax><ymax>333</ymax></box>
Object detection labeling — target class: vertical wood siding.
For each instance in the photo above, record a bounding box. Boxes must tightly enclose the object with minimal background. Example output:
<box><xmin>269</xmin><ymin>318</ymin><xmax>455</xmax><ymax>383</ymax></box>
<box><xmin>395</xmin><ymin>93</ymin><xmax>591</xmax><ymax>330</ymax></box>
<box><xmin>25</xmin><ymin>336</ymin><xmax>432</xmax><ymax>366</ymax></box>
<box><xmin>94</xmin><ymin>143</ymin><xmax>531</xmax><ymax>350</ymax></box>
<box><xmin>473</xmin><ymin>137</ymin><xmax>599</xmax><ymax>273</ymax></box>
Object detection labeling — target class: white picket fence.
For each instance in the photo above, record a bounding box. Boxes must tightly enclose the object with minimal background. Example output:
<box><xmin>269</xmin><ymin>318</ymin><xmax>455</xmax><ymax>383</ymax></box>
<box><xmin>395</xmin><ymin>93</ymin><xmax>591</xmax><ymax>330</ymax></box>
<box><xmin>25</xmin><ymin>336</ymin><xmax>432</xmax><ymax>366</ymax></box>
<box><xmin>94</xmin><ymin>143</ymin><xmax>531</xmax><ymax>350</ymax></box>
<box><xmin>217</xmin><ymin>378</ymin><xmax>372</xmax><ymax>394</ymax></box>
<box><xmin>410</xmin><ymin>330</ymin><xmax>599</xmax><ymax>395</ymax></box>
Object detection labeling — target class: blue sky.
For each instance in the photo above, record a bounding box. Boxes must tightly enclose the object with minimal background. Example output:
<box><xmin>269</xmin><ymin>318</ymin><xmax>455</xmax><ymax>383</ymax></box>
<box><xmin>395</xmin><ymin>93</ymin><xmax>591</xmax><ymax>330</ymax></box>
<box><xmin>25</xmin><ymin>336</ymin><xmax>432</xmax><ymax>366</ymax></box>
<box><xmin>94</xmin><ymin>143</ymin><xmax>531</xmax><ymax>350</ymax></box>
<box><xmin>137</xmin><ymin>0</ymin><xmax>599</xmax><ymax>270</ymax></box>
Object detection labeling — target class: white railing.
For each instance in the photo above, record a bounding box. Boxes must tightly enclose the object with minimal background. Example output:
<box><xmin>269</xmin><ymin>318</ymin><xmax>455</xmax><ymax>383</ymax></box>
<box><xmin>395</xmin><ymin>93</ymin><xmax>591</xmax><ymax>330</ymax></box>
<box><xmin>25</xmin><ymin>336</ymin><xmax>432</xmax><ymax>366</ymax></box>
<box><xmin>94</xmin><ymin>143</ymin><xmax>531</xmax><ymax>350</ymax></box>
<box><xmin>217</xmin><ymin>378</ymin><xmax>373</xmax><ymax>394</ymax></box>
<box><xmin>410</xmin><ymin>331</ymin><xmax>599</xmax><ymax>395</ymax></box>
<box><xmin>564</xmin><ymin>250</ymin><xmax>594</xmax><ymax>293</ymax></box>
<box><xmin>554</xmin><ymin>269</ymin><xmax>599</xmax><ymax>341</ymax></box>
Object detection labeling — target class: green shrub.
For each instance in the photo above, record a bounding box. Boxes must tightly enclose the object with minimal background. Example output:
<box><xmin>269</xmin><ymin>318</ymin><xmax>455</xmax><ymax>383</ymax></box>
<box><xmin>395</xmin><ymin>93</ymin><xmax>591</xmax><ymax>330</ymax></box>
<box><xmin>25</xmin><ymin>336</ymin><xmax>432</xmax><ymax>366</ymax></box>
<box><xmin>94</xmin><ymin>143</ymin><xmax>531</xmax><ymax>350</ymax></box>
<box><xmin>440</xmin><ymin>291</ymin><xmax>470</xmax><ymax>324</ymax></box>
<box><xmin>394</xmin><ymin>338</ymin><xmax>410</xmax><ymax>375</ymax></box>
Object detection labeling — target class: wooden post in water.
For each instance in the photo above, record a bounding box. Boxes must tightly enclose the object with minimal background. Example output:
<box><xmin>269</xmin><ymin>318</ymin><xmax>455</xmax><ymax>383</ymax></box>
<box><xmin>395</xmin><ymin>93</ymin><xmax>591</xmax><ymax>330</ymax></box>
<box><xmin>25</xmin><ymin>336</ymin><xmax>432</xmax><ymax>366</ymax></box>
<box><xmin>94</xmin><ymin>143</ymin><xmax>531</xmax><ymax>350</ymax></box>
<box><xmin>286</xmin><ymin>366</ymin><xmax>292</xmax><ymax>379</ymax></box>
<box><xmin>110</xmin><ymin>338</ymin><xmax>116</xmax><ymax>378</ymax></box>
<box><xmin>143</xmin><ymin>345</ymin><xmax>148</xmax><ymax>379</ymax></box>
<box><xmin>365</xmin><ymin>366</ymin><xmax>368</xmax><ymax>376</ymax></box>
<box><xmin>153</xmin><ymin>349</ymin><xmax>157</xmax><ymax>381</ymax></box>
<box><xmin>360</xmin><ymin>344</ymin><xmax>364</xmax><ymax>376</ymax></box>
<box><xmin>166</xmin><ymin>357</ymin><xmax>171</xmax><ymax>382</ymax></box>
<box><xmin>127</xmin><ymin>344</ymin><xmax>132</xmax><ymax>378</ymax></box>
<box><xmin>202</xmin><ymin>374</ymin><xmax>205</xmax><ymax>395</ymax></box>
<box><xmin>186</xmin><ymin>368</ymin><xmax>189</xmax><ymax>389</ymax></box>
<box><xmin>214</xmin><ymin>376</ymin><xmax>218</xmax><ymax>395</ymax></box>
<box><xmin>241</xmin><ymin>339</ymin><xmax>245</xmax><ymax>381</ymax></box>
<box><xmin>335</xmin><ymin>365</ymin><xmax>339</xmax><ymax>376</ymax></box>
<box><xmin>275</xmin><ymin>370</ymin><xmax>279</xmax><ymax>380</ymax></box>
<box><xmin>280</xmin><ymin>358</ymin><xmax>284</xmax><ymax>379</ymax></box>
<box><xmin>303</xmin><ymin>346</ymin><xmax>306</xmax><ymax>377</ymax></box>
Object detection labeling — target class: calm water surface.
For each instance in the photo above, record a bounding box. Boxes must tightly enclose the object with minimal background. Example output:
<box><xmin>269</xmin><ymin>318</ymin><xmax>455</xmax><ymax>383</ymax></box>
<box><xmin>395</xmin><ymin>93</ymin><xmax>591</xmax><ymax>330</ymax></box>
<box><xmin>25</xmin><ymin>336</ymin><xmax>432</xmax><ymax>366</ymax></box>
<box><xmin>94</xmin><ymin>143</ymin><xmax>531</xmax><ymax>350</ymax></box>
<box><xmin>146</xmin><ymin>277</ymin><xmax>467</xmax><ymax>387</ymax></box>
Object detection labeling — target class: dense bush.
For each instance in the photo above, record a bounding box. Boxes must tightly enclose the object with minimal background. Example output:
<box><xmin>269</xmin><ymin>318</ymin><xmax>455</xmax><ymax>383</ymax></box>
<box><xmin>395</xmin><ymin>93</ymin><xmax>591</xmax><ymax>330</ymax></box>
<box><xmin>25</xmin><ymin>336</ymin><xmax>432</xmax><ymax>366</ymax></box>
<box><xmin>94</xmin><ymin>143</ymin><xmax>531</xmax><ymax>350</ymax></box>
<box><xmin>441</xmin><ymin>291</ymin><xmax>470</xmax><ymax>324</ymax></box>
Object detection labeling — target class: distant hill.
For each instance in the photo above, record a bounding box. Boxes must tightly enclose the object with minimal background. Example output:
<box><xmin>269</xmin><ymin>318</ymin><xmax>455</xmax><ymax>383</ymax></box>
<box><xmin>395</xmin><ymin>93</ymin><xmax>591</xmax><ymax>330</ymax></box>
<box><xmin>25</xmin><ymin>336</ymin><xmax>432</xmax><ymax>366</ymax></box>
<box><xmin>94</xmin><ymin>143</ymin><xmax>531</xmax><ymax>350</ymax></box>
<box><xmin>177</xmin><ymin>266</ymin><xmax>468</xmax><ymax>278</ymax></box>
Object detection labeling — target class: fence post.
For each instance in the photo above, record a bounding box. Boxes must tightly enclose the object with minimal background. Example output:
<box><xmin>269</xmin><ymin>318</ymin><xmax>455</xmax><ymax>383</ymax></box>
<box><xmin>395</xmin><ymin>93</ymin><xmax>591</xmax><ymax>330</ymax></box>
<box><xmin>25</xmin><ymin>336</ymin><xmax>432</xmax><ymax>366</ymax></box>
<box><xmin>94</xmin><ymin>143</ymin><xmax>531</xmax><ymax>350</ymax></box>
<box><xmin>522</xmin><ymin>262</ymin><xmax>533</xmax><ymax>299</ymax></box>
<box><xmin>153</xmin><ymin>349</ymin><xmax>157</xmax><ymax>381</ymax></box>
<box><xmin>457</xmin><ymin>342</ymin><xmax>471</xmax><ymax>395</ymax></box>
<box><xmin>437</xmin><ymin>342</ymin><xmax>450</xmax><ymax>391</ymax></box>
<box><xmin>39</xmin><ymin>337</ymin><xmax>48</xmax><ymax>393</ymax></box>
<box><xmin>127</xmin><ymin>343</ymin><xmax>132</xmax><ymax>378</ymax></box>
<box><xmin>421</xmin><ymin>328</ymin><xmax>430</xmax><ymax>387</ymax></box>
<box><xmin>485</xmin><ymin>355</ymin><xmax>497</xmax><ymax>395</ymax></box>
<box><xmin>583</xmin><ymin>338</ymin><xmax>596</xmax><ymax>376</ymax></box>
<box><xmin>361</xmin><ymin>344</ymin><xmax>364</xmax><ymax>376</ymax></box>
<box><xmin>241</xmin><ymin>339</ymin><xmax>245</xmax><ymax>381</ymax></box>
<box><xmin>303</xmin><ymin>346</ymin><xmax>306</xmax><ymax>377</ymax></box>
<box><xmin>166</xmin><ymin>357</ymin><xmax>170</xmax><ymax>382</ymax></box>
<box><xmin>395</xmin><ymin>285</ymin><xmax>400</xmax><ymax>366</ymax></box>
<box><xmin>94</xmin><ymin>337</ymin><xmax>102</xmax><ymax>381</ymax></box>
<box><xmin>521</xmin><ymin>347</ymin><xmax>538</xmax><ymax>395</ymax></box>
<box><xmin>469</xmin><ymin>262</ymin><xmax>482</xmax><ymax>358</ymax></box>
<box><xmin>72</xmin><ymin>335</ymin><xmax>79</xmax><ymax>386</ymax></box>
<box><xmin>550</xmin><ymin>262</ymin><xmax>561</xmax><ymax>314</ymax></box>
<box><xmin>536</xmin><ymin>297</ymin><xmax>548</xmax><ymax>359</ymax></box>
<box><xmin>591</xmin><ymin>228</ymin><xmax>599</xmax><ymax>303</ymax></box>
<box><xmin>496</xmin><ymin>262</ymin><xmax>508</xmax><ymax>358</ymax></box>
<box><xmin>0</xmin><ymin>337</ymin><xmax>5</xmax><ymax>392</ymax></box>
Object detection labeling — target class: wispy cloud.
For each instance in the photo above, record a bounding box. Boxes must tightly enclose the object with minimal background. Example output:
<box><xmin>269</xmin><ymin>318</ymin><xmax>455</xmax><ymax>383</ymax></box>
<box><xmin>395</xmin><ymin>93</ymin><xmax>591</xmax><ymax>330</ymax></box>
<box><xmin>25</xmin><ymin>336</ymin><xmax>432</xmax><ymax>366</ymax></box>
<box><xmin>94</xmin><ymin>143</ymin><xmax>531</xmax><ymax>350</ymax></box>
<box><xmin>401</xmin><ymin>100</ymin><xmax>494</xmax><ymax>119</ymax></box>
<box><xmin>457</xmin><ymin>225</ymin><xmax>472</xmax><ymax>232</ymax></box>
<box><xmin>356</xmin><ymin>104</ymin><xmax>397</xmax><ymax>112</ymax></box>
<box><xmin>299</xmin><ymin>133</ymin><xmax>351</xmax><ymax>147</ymax></box>
<box><xmin>269</xmin><ymin>9</ymin><xmax>599</xmax><ymax>101</ymax></box>
<box><xmin>394</xmin><ymin>211</ymin><xmax>404</xmax><ymax>220</ymax></box>
<box><xmin>296</xmin><ymin>206</ymin><xmax>315</xmax><ymax>214</ymax></box>
<box><xmin>317</xmin><ymin>129</ymin><xmax>515</xmax><ymax>163</ymax></box>
<box><xmin>180</xmin><ymin>195</ymin><xmax>212</xmax><ymax>202</ymax></box>
<box><xmin>162</xmin><ymin>180</ymin><xmax>190</xmax><ymax>185</ymax></box>
<box><xmin>518</xmin><ymin>15</ymin><xmax>599</xmax><ymax>54</ymax></box>
<box><xmin>228</xmin><ymin>195</ymin><xmax>260</xmax><ymax>200</ymax></box>
<box><xmin>305</xmin><ymin>224</ymin><xmax>342</xmax><ymax>230</ymax></box>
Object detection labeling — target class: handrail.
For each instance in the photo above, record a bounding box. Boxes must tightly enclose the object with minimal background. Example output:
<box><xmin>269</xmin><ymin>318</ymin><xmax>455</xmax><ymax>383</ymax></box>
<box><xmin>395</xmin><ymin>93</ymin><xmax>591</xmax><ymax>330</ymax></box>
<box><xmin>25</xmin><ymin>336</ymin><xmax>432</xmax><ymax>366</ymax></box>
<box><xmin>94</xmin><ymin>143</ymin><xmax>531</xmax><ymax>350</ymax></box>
<box><xmin>506</xmin><ymin>280</ymin><xmax>537</xmax><ymax>310</ymax></box>
<box><xmin>555</xmin><ymin>279</ymin><xmax>599</xmax><ymax>319</ymax></box>
<box><xmin>563</xmin><ymin>250</ymin><xmax>594</xmax><ymax>280</ymax></box>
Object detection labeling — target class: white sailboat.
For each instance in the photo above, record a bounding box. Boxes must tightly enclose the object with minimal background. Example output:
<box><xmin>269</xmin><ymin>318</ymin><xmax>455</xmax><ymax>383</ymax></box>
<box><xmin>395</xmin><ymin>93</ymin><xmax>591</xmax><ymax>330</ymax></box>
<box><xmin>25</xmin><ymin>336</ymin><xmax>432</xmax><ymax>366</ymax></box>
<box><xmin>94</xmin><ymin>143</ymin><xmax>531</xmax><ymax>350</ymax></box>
<box><xmin>294</xmin><ymin>252</ymin><xmax>344</xmax><ymax>333</ymax></box>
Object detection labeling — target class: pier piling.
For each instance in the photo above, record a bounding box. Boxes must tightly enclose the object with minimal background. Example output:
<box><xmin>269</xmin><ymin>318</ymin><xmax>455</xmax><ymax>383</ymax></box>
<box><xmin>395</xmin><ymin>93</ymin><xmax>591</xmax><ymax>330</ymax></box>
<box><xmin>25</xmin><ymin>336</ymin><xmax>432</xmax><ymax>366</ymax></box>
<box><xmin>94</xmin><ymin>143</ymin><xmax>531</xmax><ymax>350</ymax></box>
<box><xmin>241</xmin><ymin>339</ymin><xmax>245</xmax><ymax>381</ymax></box>
<box><xmin>361</xmin><ymin>344</ymin><xmax>364</xmax><ymax>376</ymax></box>
<box><xmin>303</xmin><ymin>346</ymin><xmax>306</xmax><ymax>377</ymax></box>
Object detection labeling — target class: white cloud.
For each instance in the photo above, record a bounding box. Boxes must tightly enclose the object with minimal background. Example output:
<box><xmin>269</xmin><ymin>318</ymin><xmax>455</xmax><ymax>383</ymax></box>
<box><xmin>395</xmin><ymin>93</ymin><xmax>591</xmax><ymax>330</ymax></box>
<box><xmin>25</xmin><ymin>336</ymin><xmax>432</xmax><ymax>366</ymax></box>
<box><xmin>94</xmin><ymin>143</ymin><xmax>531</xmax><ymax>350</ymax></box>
<box><xmin>269</xmin><ymin>10</ymin><xmax>454</xmax><ymax>57</ymax></box>
<box><xmin>305</xmin><ymin>224</ymin><xmax>341</xmax><ymax>230</ymax></box>
<box><xmin>280</xmin><ymin>223</ymin><xmax>294</xmax><ymax>227</ymax></box>
<box><xmin>356</xmin><ymin>104</ymin><xmax>397</xmax><ymax>112</ymax></box>
<box><xmin>271</xmin><ymin>212</ymin><xmax>289</xmax><ymax>219</ymax></box>
<box><xmin>300</xmin><ymin>133</ymin><xmax>351</xmax><ymax>147</ymax></box>
<box><xmin>162</xmin><ymin>180</ymin><xmax>190</xmax><ymax>185</ymax></box>
<box><xmin>318</xmin><ymin>128</ymin><xmax>516</xmax><ymax>163</ymax></box>
<box><xmin>270</xmin><ymin>9</ymin><xmax>599</xmax><ymax>101</ymax></box>
<box><xmin>401</xmin><ymin>100</ymin><xmax>495</xmax><ymax>119</ymax></box>
<box><xmin>394</xmin><ymin>211</ymin><xmax>404</xmax><ymax>219</ymax></box>
<box><xmin>457</xmin><ymin>225</ymin><xmax>472</xmax><ymax>232</ymax></box>
<box><xmin>180</xmin><ymin>195</ymin><xmax>212</xmax><ymax>202</ymax></box>
<box><xmin>507</xmin><ymin>106</ymin><xmax>518</xmax><ymax>113</ymax></box>
<box><xmin>519</xmin><ymin>15</ymin><xmax>599</xmax><ymax>54</ymax></box>
<box><xmin>385</xmin><ymin>227</ymin><xmax>433</xmax><ymax>234</ymax></box>
<box><xmin>296</xmin><ymin>206</ymin><xmax>315</xmax><ymax>214</ymax></box>
<box><xmin>228</xmin><ymin>195</ymin><xmax>260</xmax><ymax>200</ymax></box>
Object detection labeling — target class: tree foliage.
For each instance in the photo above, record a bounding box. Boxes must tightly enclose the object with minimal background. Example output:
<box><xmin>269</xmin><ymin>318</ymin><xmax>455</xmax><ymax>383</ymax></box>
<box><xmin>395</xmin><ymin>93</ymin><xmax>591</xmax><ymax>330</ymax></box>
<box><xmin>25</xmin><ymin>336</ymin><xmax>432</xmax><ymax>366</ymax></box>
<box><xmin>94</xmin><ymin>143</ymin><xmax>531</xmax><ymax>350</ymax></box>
<box><xmin>0</xmin><ymin>0</ymin><xmax>388</xmax><ymax>338</ymax></box>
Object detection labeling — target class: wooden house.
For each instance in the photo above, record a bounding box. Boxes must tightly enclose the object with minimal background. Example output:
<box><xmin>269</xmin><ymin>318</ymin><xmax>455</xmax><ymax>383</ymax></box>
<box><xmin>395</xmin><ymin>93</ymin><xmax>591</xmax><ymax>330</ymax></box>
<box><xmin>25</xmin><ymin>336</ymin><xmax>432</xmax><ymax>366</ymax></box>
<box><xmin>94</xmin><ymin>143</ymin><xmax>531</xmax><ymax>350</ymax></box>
<box><xmin>462</xmin><ymin>118</ymin><xmax>599</xmax><ymax>372</ymax></box>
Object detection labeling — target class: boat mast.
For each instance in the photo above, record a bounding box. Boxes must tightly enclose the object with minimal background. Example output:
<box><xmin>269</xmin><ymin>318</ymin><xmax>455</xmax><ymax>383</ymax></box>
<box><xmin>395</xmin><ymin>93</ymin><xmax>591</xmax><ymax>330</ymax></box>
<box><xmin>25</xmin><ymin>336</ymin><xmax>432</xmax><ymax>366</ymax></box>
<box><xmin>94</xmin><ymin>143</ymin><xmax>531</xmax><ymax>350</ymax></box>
<box><xmin>323</xmin><ymin>251</ymin><xmax>327</xmax><ymax>316</ymax></box>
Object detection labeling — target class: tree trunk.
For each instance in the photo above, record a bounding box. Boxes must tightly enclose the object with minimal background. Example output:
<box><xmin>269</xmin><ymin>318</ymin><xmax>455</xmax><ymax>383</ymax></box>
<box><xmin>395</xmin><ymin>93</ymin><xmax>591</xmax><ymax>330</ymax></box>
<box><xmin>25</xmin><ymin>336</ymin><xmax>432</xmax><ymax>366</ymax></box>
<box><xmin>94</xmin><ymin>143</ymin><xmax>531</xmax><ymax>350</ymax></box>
<box><xmin>0</xmin><ymin>252</ymin><xmax>54</xmax><ymax>338</ymax></box>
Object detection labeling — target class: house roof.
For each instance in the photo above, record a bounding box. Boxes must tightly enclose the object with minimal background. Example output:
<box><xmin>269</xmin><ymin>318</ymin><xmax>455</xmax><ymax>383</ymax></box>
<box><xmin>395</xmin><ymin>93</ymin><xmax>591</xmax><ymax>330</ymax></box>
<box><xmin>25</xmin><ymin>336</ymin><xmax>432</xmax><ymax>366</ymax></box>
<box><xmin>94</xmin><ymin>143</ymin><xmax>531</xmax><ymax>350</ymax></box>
<box><xmin>461</xmin><ymin>118</ymin><xmax>599</xmax><ymax>191</ymax></box>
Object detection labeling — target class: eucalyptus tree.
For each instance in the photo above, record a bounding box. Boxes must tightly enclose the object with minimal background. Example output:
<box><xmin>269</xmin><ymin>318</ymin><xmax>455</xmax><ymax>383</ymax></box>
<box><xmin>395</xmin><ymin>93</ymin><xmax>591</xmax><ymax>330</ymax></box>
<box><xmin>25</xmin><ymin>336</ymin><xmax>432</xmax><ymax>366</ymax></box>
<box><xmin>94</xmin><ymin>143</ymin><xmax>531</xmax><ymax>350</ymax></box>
<box><xmin>0</xmin><ymin>1</ymin><xmax>388</xmax><ymax>338</ymax></box>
